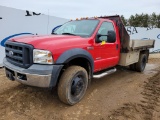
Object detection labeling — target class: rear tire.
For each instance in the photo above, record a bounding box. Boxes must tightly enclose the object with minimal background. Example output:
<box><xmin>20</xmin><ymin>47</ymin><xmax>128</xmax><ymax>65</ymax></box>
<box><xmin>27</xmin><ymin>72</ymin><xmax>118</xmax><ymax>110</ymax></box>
<box><xmin>58</xmin><ymin>66</ymin><xmax>88</xmax><ymax>105</ymax></box>
<box><xmin>135</xmin><ymin>54</ymin><xmax>147</xmax><ymax>72</ymax></box>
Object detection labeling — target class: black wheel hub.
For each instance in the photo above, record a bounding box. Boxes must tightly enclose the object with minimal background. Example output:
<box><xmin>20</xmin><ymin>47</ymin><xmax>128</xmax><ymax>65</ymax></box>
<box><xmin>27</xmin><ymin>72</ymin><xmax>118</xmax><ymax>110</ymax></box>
<box><xmin>71</xmin><ymin>75</ymin><xmax>84</xmax><ymax>96</ymax></box>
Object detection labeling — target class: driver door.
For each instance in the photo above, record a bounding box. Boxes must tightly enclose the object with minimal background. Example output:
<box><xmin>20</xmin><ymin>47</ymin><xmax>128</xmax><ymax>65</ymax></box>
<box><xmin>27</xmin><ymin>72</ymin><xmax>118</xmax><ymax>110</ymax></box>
<box><xmin>97</xmin><ymin>22</ymin><xmax>119</xmax><ymax>69</ymax></box>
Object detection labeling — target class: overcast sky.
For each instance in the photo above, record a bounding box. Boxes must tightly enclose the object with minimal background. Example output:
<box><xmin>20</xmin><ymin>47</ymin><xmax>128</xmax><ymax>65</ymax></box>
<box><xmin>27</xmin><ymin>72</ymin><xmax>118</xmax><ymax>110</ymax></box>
<box><xmin>0</xmin><ymin>0</ymin><xmax>160</xmax><ymax>19</ymax></box>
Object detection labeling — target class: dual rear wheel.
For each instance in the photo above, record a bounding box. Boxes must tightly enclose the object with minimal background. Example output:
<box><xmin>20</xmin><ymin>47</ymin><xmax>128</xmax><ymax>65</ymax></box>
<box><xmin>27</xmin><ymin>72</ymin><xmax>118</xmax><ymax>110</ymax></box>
<box><xmin>129</xmin><ymin>54</ymin><xmax>147</xmax><ymax>72</ymax></box>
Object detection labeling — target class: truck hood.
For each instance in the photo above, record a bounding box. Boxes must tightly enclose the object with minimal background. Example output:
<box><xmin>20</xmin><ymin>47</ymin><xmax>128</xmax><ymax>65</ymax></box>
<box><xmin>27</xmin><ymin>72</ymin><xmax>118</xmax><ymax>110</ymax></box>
<box><xmin>11</xmin><ymin>35</ymin><xmax>89</xmax><ymax>50</ymax></box>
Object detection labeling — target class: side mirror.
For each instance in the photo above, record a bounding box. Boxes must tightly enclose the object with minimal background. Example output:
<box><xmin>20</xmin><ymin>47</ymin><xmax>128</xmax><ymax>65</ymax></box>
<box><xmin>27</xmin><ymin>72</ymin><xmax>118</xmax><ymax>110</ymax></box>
<box><xmin>107</xmin><ymin>30</ymin><xmax>116</xmax><ymax>43</ymax></box>
<box><xmin>96</xmin><ymin>30</ymin><xmax>116</xmax><ymax>43</ymax></box>
<box><xmin>96</xmin><ymin>34</ymin><xmax>103</xmax><ymax>43</ymax></box>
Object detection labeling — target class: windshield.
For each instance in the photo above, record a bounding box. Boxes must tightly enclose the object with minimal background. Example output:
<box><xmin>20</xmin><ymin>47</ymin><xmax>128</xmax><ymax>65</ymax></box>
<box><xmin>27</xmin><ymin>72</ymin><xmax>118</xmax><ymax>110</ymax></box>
<box><xmin>54</xmin><ymin>20</ymin><xmax>99</xmax><ymax>37</ymax></box>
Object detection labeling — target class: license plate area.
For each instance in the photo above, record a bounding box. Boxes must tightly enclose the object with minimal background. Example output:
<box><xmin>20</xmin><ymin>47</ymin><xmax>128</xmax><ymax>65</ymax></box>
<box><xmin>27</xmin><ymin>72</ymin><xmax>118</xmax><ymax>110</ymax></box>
<box><xmin>5</xmin><ymin>68</ymin><xmax>15</xmax><ymax>81</ymax></box>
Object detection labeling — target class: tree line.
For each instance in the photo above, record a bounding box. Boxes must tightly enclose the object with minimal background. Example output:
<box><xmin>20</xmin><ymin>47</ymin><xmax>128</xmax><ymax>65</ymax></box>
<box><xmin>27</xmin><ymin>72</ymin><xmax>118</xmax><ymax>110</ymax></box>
<box><xmin>121</xmin><ymin>13</ymin><xmax>160</xmax><ymax>28</ymax></box>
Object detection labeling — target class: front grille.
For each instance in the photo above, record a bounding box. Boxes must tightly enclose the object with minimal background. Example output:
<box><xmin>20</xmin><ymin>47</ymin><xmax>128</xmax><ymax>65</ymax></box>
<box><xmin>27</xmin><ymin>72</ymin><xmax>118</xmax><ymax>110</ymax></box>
<box><xmin>5</xmin><ymin>41</ymin><xmax>33</xmax><ymax>68</ymax></box>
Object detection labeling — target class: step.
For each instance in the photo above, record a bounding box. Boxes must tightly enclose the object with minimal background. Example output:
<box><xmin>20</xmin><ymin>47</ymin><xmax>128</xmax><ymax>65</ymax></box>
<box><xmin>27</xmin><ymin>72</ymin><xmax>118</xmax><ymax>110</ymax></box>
<box><xmin>93</xmin><ymin>68</ymin><xmax>116</xmax><ymax>79</ymax></box>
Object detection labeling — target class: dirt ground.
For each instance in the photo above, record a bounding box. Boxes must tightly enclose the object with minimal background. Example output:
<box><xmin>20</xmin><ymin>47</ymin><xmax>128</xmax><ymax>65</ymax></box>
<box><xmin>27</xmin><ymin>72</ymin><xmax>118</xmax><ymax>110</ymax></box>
<box><xmin>0</xmin><ymin>58</ymin><xmax>160</xmax><ymax>120</ymax></box>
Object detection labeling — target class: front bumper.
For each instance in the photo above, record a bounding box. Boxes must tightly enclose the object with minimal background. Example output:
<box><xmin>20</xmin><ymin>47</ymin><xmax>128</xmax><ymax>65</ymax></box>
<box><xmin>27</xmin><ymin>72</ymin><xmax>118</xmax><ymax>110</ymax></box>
<box><xmin>3</xmin><ymin>58</ymin><xmax>63</xmax><ymax>88</ymax></box>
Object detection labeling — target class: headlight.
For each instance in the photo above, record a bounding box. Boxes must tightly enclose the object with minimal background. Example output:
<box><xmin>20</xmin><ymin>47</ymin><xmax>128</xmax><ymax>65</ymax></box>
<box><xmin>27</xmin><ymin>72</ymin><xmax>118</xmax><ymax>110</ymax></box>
<box><xmin>33</xmin><ymin>49</ymin><xmax>53</xmax><ymax>64</ymax></box>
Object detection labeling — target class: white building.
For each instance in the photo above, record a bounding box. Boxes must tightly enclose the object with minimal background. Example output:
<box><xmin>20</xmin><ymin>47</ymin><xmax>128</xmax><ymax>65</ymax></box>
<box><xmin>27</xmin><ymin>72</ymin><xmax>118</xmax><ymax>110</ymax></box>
<box><xmin>126</xmin><ymin>26</ymin><xmax>160</xmax><ymax>52</ymax></box>
<box><xmin>0</xmin><ymin>6</ymin><xmax>68</xmax><ymax>67</ymax></box>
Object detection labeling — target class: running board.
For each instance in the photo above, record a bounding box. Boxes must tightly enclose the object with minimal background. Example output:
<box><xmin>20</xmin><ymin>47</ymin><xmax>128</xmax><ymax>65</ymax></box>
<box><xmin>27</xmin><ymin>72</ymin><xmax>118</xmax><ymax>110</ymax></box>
<box><xmin>93</xmin><ymin>68</ymin><xmax>117</xmax><ymax>79</ymax></box>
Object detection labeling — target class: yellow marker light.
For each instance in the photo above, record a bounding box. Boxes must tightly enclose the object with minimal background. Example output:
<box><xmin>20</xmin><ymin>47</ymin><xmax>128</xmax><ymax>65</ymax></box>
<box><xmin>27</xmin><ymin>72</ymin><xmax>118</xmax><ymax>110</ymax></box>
<box><xmin>94</xmin><ymin>16</ymin><xmax>97</xmax><ymax>19</ymax></box>
<box><xmin>47</xmin><ymin>59</ymin><xmax>52</xmax><ymax>63</ymax></box>
<box><xmin>48</xmin><ymin>53</ymin><xmax>52</xmax><ymax>57</ymax></box>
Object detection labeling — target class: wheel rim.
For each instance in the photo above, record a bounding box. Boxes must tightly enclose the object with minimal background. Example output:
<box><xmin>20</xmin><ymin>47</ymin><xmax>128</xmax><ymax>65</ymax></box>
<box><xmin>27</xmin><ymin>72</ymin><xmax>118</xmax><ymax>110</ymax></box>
<box><xmin>71</xmin><ymin>75</ymin><xmax>84</xmax><ymax>97</ymax></box>
<box><xmin>141</xmin><ymin>57</ymin><xmax>146</xmax><ymax>70</ymax></box>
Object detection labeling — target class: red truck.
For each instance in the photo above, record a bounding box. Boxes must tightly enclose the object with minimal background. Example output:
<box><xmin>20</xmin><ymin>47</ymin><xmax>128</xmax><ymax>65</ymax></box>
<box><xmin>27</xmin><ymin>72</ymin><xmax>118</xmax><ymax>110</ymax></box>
<box><xmin>3</xmin><ymin>15</ymin><xmax>155</xmax><ymax>105</ymax></box>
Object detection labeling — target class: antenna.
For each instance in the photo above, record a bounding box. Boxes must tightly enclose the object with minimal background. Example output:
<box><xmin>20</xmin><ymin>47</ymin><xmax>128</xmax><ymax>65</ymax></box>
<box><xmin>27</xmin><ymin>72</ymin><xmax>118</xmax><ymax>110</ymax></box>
<box><xmin>47</xmin><ymin>9</ymin><xmax>50</xmax><ymax>34</ymax></box>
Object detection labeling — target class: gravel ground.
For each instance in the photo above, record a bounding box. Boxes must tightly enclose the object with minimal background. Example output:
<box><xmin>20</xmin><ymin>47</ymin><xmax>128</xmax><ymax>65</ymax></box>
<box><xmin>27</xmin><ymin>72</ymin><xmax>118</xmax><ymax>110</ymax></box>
<box><xmin>0</xmin><ymin>58</ymin><xmax>160</xmax><ymax>120</ymax></box>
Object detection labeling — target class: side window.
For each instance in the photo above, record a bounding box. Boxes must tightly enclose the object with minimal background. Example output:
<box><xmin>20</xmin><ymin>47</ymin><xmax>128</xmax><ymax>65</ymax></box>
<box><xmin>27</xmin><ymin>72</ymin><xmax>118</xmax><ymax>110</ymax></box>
<box><xmin>97</xmin><ymin>22</ymin><xmax>115</xmax><ymax>42</ymax></box>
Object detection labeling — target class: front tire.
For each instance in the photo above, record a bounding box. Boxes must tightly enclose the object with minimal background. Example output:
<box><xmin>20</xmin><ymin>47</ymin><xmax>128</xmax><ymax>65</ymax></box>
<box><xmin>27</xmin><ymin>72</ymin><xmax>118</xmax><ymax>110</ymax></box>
<box><xmin>58</xmin><ymin>66</ymin><xmax>88</xmax><ymax>105</ymax></box>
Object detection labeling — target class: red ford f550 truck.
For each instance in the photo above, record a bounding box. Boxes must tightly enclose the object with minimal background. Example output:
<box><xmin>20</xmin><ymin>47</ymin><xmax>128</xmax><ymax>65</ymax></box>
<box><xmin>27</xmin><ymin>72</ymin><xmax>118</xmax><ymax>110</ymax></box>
<box><xmin>3</xmin><ymin>15</ymin><xmax>155</xmax><ymax>105</ymax></box>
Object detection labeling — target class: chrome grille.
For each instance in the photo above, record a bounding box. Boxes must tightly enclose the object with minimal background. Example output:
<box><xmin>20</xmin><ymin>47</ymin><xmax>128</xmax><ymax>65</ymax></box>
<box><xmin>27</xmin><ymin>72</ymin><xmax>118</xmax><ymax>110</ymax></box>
<box><xmin>5</xmin><ymin>41</ymin><xmax>33</xmax><ymax>68</ymax></box>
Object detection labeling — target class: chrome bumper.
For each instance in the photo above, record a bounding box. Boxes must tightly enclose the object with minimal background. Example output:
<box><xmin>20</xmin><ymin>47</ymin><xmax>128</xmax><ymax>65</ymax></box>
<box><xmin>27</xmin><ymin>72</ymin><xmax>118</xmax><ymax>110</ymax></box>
<box><xmin>3</xmin><ymin>58</ymin><xmax>53</xmax><ymax>88</ymax></box>
<box><xmin>7</xmin><ymin>69</ymin><xmax>51</xmax><ymax>87</ymax></box>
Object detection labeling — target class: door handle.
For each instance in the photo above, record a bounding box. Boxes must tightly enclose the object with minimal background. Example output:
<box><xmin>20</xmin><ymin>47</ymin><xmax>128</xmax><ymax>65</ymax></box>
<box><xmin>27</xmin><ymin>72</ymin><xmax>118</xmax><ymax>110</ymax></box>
<box><xmin>116</xmin><ymin>44</ymin><xmax>119</xmax><ymax>50</ymax></box>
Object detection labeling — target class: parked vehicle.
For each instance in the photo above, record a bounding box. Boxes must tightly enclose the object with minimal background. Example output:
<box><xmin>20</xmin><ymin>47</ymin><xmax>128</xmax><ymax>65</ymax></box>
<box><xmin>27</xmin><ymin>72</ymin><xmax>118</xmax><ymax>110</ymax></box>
<box><xmin>3</xmin><ymin>15</ymin><xmax>155</xmax><ymax>105</ymax></box>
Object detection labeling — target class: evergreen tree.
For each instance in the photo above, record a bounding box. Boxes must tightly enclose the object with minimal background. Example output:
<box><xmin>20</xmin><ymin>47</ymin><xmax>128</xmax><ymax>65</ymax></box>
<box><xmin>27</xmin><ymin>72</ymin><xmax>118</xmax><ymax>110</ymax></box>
<box><xmin>142</xmin><ymin>14</ymin><xmax>149</xmax><ymax>27</ymax></box>
<box><xmin>150</xmin><ymin>12</ymin><xmax>157</xmax><ymax>27</ymax></box>
<box><xmin>156</xmin><ymin>14</ymin><xmax>160</xmax><ymax>28</ymax></box>
<box><xmin>122</xmin><ymin>12</ymin><xmax>160</xmax><ymax>28</ymax></box>
<box><xmin>128</xmin><ymin>15</ymin><xmax>135</xmax><ymax>26</ymax></box>
<box><xmin>120</xmin><ymin>15</ymin><xmax>127</xmax><ymax>26</ymax></box>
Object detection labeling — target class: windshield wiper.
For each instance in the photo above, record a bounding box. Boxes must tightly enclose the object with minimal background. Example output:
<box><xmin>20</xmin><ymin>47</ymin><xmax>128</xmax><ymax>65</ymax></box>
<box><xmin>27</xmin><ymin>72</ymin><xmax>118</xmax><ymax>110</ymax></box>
<box><xmin>51</xmin><ymin>32</ymin><xmax>57</xmax><ymax>35</ymax></box>
<box><xmin>62</xmin><ymin>33</ymin><xmax>77</xmax><ymax>36</ymax></box>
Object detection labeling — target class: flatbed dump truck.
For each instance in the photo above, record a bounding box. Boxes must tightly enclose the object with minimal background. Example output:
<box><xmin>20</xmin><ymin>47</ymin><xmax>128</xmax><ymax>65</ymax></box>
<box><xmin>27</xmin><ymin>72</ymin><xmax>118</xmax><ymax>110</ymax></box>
<box><xmin>3</xmin><ymin>15</ymin><xmax>155</xmax><ymax>105</ymax></box>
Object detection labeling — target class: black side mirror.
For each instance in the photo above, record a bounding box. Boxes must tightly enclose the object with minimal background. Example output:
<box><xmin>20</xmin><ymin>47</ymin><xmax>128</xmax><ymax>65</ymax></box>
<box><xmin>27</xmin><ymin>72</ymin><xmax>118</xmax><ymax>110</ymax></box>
<box><xmin>96</xmin><ymin>30</ymin><xmax>116</xmax><ymax>43</ymax></box>
<box><xmin>107</xmin><ymin>30</ymin><xmax>116</xmax><ymax>43</ymax></box>
<box><xmin>96</xmin><ymin>34</ymin><xmax>103</xmax><ymax>43</ymax></box>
